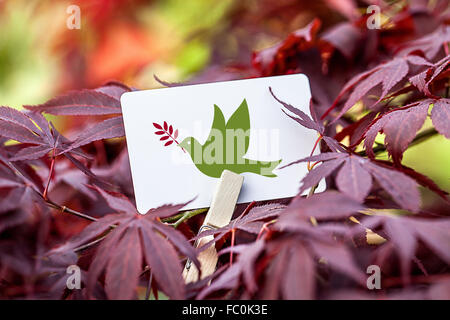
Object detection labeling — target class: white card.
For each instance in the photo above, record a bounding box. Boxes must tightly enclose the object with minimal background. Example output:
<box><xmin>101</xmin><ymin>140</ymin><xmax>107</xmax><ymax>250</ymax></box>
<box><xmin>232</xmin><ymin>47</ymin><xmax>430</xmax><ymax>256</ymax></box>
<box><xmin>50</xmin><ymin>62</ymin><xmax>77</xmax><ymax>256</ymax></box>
<box><xmin>121</xmin><ymin>74</ymin><xmax>321</xmax><ymax>213</ymax></box>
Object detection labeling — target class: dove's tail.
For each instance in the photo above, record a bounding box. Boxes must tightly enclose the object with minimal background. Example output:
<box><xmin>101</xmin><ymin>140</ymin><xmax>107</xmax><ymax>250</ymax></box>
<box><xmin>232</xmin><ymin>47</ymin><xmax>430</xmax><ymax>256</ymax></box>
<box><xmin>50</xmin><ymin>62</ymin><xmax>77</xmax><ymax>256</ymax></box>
<box><xmin>244</xmin><ymin>159</ymin><xmax>282</xmax><ymax>177</ymax></box>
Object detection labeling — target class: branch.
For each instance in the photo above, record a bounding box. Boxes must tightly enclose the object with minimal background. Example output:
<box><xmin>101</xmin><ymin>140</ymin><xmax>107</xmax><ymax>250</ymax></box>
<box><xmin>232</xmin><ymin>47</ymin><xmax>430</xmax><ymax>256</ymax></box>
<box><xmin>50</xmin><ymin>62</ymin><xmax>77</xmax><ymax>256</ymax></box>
<box><xmin>45</xmin><ymin>198</ymin><xmax>98</xmax><ymax>222</ymax></box>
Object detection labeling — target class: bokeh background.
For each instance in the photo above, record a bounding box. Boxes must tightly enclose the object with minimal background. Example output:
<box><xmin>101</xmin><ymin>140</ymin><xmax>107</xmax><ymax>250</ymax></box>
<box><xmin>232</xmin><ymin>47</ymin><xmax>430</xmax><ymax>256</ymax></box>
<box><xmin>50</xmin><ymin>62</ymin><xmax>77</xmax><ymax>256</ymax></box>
<box><xmin>0</xmin><ymin>0</ymin><xmax>449</xmax><ymax>193</ymax></box>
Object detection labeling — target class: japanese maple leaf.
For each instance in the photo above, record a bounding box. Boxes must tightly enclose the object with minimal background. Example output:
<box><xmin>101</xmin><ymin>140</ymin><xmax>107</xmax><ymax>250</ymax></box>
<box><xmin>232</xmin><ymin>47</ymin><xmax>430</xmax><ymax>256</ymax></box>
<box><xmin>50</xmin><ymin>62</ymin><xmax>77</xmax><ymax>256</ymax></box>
<box><xmin>0</xmin><ymin>145</ymin><xmax>45</xmax><ymax>193</ymax></box>
<box><xmin>201</xmin><ymin>239</ymin><xmax>362</xmax><ymax>300</ymax></box>
<box><xmin>0</xmin><ymin>107</ymin><xmax>88</xmax><ymax>161</ymax></box>
<box><xmin>270</xmin><ymin>91</ymin><xmax>425</xmax><ymax>210</ymax></box>
<box><xmin>23</xmin><ymin>81</ymin><xmax>130</xmax><ymax>151</ymax></box>
<box><xmin>270</xmin><ymin>88</ymin><xmax>345</xmax><ymax>153</ymax></box>
<box><xmin>430</xmin><ymin>98</ymin><xmax>450</xmax><ymax>139</ymax></box>
<box><xmin>261</xmin><ymin>237</ymin><xmax>364</xmax><ymax>299</ymax></box>
<box><xmin>0</xmin><ymin>107</ymin><xmax>58</xmax><ymax>160</ymax></box>
<box><xmin>0</xmin><ymin>107</ymin><xmax>113</xmax><ymax>191</ymax></box>
<box><xmin>334</xmin><ymin>110</ymin><xmax>379</xmax><ymax>147</ymax></box>
<box><xmin>24</xmin><ymin>81</ymin><xmax>129</xmax><ymax>115</ymax></box>
<box><xmin>0</xmin><ymin>203</ymin><xmax>56</xmax><ymax>298</ymax></box>
<box><xmin>92</xmin><ymin>148</ymin><xmax>134</xmax><ymax>196</ymax></box>
<box><xmin>61</xmin><ymin>116</ymin><xmax>125</xmax><ymax>155</ymax></box>
<box><xmin>258</xmin><ymin>238</ymin><xmax>316</xmax><ymax>299</ymax></box>
<box><xmin>320</xmin><ymin>22</ymin><xmax>364</xmax><ymax>61</ymax></box>
<box><xmin>51</xmin><ymin>186</ymin><xmax>199</xmax><ymax>300</ymax></box>
<box><xmin>283</xmin><ymin>152</ymin><xmax>421</xmax><ymax>211</ymax></box>
<box><xmin>34</xmin><ymin>251</ymin><xmax>82</xmax><ymax>299</ymax></box>
<box><xmin>279</xmin><ymin>190</ymin><xmax>365</xmax><ymax>221</ymax></box>
<box><xmin>323</xmin><ymin>54</ymin><xmax>433</xmax><ymax>122</ymax></box>
<box><xmin>197</xmin><ymin>240</ymin><xmax>266</xmax><ymax>299</ymax></box>
<box><xmin>0</xmin><ymin>161</ymin><xmax>40</xmax><ymax>232</ymax></box>
<box><xmin>50</xmin><ymin>161</ymin><xmax>98</xmax><ymax>201</ymax></box>
<box><xmin>260</xmin><ymin>193</ymin><xmax>367</xmax><ymax>299</ymax></box>
<box><xmin>197</xmin><ymin>191</ymin><xmax>364</xmax><ymax>299</ymax></box>
<box><xmin>356</xmin><ymin>215</ymin><xmax>450</xmax><ymax>283</ymax></box>
<box><xmin>195</xmin><ymin>203</ymin><xmax>286</xmax><ymax>245</ymax></box>
<box><xmin>199</xmin><ymin>216</ymin><xmax>365</xmax><ymax>299</ymax></box>
<box><xmin>363</xmin><ymin>100</ymin><xmax>431</xmax><ymax>164</ymax></box>
<box><xmin>0</xmin><ymin>237</ymin><xmax>39</xmax><ymax>297</ymax></box>
<box><xmin>396</xmin><ymin>25</ymin><xmax>450</xmax><ymax>60</ymax></box>
<box><xmin>363</xmin><ymin>98</ymin><xmax>450</xmax><ymax>162</ymax></box>
<box><xmin>252</xmin><ymin>19</ymin><xmax>321</xmax><ymax>76</ymax></box>
<box><xmin>373</xmin><ymin>159</ymin><xmax>448</xmax><ymax>200</ymax></box>
<box><xmin>0</xmin><ymin>150</ymin><xmax>48</xmax><ymax>232</ymax></box>
<box><xmin>409</xmin><ymin>55</ymin><xmax>450</xmax><ymax>98</ymax></box>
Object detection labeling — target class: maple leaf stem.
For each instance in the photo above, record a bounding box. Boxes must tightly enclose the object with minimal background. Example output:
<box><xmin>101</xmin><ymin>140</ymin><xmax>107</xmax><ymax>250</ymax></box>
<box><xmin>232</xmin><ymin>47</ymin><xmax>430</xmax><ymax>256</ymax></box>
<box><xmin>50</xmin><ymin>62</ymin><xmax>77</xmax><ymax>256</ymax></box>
<box><xmin>74</xmin><ymin>234</ymin><xmax>107</xmax><ymax>252</ymax></box>
<box><xmin>236</xmin><ymin>201</ymin><xmax>257</xmax><ymax>221</ymax></box>
<box><xmin>307</xmin><ymin>134</ymin><xmax>323</xmax><ymax>171</ymax></box>
<box><xmin>256</xmin><ymin>220</ymin><xmax>276</xmax><ymax>240</ymax></box>
<box><xmin>358</xmin><ymin>128</ymin><xmax>438</xmax><ymax>157</ymax></box>
<box><xmin>46</xmin><ymin>198</ymin><xmax>121</xmax><ymax>253</ymax></box>
<box><xmin>43</xmin><ymin>148</ymin><xmax>56</xmax><ymax>201</ymax></box>
<box><xmin>145</xmin><ymin>272</ymin><xmax>153</xmax><ymax>300</ymax></box>
<box><xmin>230</xmin><ymin>228</ymin><xmax>236</xmax><ymax>266</ymax></box>
<box><xmin>307</xmin><ymin>184</ymin><xmax>319</xmax><ymax>197</ymax></box>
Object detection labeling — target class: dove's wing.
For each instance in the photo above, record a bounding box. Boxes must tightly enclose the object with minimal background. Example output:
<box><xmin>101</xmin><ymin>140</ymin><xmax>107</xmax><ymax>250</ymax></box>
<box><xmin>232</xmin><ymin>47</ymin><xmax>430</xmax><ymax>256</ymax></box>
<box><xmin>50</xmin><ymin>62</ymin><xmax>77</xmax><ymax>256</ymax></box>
<box><xmin>205</xmin><ymin>105</ymin><xmax>226</xmax><ymax>145</ymax></box>
<box><xmin>225</xmin><ymin>99</ymin><xmax>250</xmax><ymax>154</ymax></box>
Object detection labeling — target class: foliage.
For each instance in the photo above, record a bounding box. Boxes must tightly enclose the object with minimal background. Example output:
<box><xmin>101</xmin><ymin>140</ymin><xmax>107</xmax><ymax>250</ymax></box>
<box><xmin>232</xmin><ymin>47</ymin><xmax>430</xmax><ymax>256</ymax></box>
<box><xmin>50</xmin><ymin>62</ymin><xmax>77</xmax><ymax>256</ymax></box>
<box><xmin>0</xmin><ymin>1</ymin><xmax>449</xmax><ymax>300</ymax></box>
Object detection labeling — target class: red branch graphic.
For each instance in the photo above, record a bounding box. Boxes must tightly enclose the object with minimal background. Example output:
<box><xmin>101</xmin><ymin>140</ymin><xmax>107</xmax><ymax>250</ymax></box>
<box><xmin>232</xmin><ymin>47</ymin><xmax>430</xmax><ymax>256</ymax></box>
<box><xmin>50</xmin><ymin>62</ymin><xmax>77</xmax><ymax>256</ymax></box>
<box><xmin>153</xmin><ymin>121</ymin><xmax>185</xmax><ymax>152</ymax></box>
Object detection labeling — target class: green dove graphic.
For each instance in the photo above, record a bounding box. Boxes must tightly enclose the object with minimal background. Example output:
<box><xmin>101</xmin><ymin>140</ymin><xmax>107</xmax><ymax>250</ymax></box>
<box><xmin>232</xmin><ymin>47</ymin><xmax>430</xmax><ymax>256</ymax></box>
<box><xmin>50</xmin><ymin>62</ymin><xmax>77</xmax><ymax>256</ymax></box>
<box><xmin>178</xmin><ymin>99</ymin><xmax>282</xmax><ymax>178</ymax></box>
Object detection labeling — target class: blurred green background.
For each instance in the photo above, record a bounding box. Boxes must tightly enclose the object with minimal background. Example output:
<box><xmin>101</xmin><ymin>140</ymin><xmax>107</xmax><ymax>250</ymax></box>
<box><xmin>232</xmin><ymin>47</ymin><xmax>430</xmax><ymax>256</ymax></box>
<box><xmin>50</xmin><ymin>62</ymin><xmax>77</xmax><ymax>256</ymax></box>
<box><xmin>0</xmin><ymin>0</ymin><xmax>448</xmax><ymax>192</ymax></box>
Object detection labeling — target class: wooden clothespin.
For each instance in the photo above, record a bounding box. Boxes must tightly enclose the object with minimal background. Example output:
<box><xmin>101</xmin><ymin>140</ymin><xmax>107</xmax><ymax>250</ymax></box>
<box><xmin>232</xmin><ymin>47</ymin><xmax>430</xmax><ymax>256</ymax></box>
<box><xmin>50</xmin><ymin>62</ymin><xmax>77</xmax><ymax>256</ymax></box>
<box><xmin>183</xmin><ymin>170</ymin><xmax>244</xmax><ymax>283</ymax></box>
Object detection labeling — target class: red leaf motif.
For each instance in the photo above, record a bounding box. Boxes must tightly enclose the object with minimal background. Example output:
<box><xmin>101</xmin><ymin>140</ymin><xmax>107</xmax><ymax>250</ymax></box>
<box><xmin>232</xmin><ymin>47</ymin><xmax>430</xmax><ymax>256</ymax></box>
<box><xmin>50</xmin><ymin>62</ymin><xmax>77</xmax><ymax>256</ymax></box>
<box><xmin>153</xmin><ymin>121</ymin><xmax>182</xmax><ymax>150</ymax></box>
